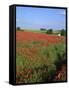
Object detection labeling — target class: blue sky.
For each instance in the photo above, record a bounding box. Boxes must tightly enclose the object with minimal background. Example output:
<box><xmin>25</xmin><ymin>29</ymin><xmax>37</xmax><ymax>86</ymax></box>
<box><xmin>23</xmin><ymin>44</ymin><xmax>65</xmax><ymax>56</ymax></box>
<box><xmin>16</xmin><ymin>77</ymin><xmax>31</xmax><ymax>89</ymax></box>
<box><xmin>16</xmin><ymin>6</ymin><xmax>66</xmax><ymax>30</ymax></box>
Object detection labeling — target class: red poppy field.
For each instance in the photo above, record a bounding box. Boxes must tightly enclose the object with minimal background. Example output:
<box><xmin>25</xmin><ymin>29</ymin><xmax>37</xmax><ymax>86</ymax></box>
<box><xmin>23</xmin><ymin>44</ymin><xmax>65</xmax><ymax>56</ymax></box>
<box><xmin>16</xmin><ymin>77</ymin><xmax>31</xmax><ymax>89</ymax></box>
<box><xmin>16</xmin><ymin>31</ymin><xmax>66</xmax><ymax>84</ymax></box>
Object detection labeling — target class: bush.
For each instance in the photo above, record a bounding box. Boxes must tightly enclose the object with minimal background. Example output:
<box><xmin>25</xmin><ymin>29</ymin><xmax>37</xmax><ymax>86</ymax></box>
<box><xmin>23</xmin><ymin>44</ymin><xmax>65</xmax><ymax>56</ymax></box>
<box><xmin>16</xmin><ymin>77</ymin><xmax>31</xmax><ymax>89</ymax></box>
<box><xmin>46</xmin><ymin>29</ymin><xmax>53</xmax><ymax>34</ymax></box>
<box><xmin>61</xmin><ymin>29</ymin><xmax>66</xmax><ymax>36</ymax></box>
<box><xmin>40</xmin><ymin>28</ymin><xmax>46</xmax><ymax>31</ymax></box>
<box><xmin>17</xmin><ymin>27</ymin><xmax>20</xmax><ymax>30</ymax></box>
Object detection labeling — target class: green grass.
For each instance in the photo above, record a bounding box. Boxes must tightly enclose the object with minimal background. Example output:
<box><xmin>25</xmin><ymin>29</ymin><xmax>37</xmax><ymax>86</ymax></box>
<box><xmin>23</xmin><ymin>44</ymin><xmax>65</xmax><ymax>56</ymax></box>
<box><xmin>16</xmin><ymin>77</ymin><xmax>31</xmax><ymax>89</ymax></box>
<box><xmin>16</xmin><ymin>41</ymin><xmax>43</xmax><ymax>48</ymax></box>
<box><xmin>16</xmin><ymin>37</ymin><xmax>66</xmax><ymax>83</ymax></box>
<box><xmin>16</xmin><ymin>29</ymin><xmax>47</xmax><ymax>34</ymax></box>
<box><xmin>16</xmin><ymin>43</ymin><xmax>66</xmax><ymax>68</ymax></box>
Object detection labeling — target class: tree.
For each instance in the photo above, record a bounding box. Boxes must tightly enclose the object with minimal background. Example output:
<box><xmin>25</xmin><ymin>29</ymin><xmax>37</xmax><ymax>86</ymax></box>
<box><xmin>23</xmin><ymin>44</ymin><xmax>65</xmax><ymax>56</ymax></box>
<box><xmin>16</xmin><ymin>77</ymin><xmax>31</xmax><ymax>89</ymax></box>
<box><xmin>61</xmin><ymin>29</ymin><xmax>66</xmax><ymax>36</ymax></box>
<box><xmin>40</xmin><ymin>28</ymin><xmax>46</xmax><ymax>31</ymax></box>
<box><xmin>16</xmin><ymin>27</ymin><xmax>20</xmax><ymax>30</ymax></box>
<box><xmin>46</xmin><ymin>29</ymin><xmax>53</xmax><ymax>34</ymax></box>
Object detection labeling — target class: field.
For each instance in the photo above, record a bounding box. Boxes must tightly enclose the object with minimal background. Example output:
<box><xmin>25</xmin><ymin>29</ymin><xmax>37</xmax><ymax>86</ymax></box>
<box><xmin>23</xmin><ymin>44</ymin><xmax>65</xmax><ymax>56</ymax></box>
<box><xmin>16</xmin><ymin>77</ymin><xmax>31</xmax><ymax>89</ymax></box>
<box><xmin>16</xmin><ymin>30</ymin><xmax>66</xmax><ymax>84</ymax></box>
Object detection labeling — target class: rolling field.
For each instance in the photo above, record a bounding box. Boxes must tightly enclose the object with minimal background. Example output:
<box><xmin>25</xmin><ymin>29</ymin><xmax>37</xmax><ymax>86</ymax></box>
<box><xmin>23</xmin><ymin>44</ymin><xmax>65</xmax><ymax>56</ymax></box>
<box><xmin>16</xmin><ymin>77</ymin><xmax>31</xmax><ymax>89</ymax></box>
<box><xmin>16</xmin><ymin>30</ymin><xmax>66</xmax><ymax>84</ymax></box>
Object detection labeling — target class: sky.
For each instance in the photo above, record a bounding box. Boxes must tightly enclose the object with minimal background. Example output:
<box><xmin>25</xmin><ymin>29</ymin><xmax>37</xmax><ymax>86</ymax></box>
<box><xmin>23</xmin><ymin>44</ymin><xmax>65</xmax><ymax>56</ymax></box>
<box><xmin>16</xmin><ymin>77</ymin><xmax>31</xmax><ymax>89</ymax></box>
<box><xmin>16</xmin><ymin>6</ymin><xmax>66</xmax><ymax>30</ymax></box>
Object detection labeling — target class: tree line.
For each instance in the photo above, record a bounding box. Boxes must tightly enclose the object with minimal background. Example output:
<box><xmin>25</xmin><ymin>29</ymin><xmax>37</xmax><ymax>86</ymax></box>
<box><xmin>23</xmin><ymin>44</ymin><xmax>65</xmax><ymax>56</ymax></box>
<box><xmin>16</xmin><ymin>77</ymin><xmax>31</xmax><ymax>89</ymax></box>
<box><xmin>40</xmin><ymin>28</ymin><xmax>66</xmax><ymax>36</ymax></box>
<box><xmin>16</xmin><ymin>27</ymin><xmax>66</xmax><ymax>36</ymax></box>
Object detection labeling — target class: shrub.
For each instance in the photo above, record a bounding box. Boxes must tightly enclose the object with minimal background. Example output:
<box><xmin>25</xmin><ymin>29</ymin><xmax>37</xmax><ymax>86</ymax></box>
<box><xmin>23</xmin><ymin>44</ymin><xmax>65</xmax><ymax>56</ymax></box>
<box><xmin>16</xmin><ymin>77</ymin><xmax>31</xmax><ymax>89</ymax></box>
<box><xmin>46</xmin><ymin>29</ymin><xmax>53</xmax><ymax>34</ymax></box>
<box><xmin>61</xmin><ymin>29</ymin><xmax>66</xmax><ymax>36</ymax></box>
